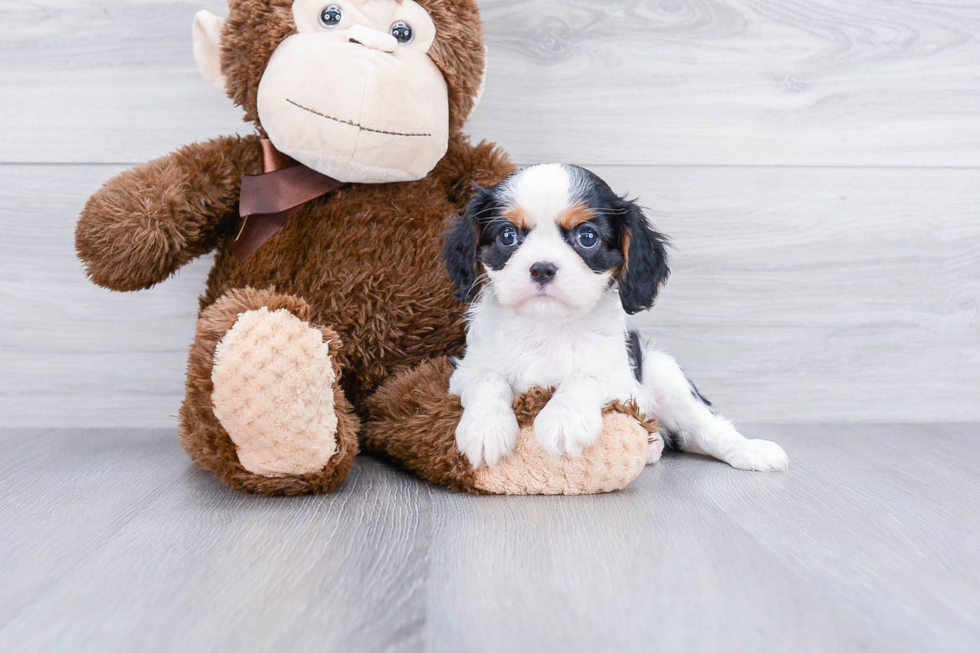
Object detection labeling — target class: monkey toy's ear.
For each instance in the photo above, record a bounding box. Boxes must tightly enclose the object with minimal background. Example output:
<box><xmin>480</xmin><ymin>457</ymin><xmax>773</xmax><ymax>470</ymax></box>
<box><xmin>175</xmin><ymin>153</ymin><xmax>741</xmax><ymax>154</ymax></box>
<box><xmin>192</xmin><ymin>10</ymin><xmax>227</xmax><ymax>93</ymax></box>
<box><xmin>617</xmin><ymin>199</ymin><xmax>671</xmax><ymax>315</ymax></box>
<box><xmin>443</xmin><ymin>190</ymin><xmax>494</xmax><ymax>303</ymax></box>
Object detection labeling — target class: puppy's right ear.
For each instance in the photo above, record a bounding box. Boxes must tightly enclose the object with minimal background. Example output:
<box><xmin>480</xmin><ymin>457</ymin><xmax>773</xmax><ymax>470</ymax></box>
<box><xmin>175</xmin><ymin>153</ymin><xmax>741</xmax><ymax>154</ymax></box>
<box><xmin>443</xmin><ymin>190</ymin><xmax>492</xmax><ymax>302</ymax></box>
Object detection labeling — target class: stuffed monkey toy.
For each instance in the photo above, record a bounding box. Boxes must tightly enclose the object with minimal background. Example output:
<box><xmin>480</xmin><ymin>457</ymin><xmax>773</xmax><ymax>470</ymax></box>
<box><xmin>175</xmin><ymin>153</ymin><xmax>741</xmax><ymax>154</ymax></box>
<box><xmin>76</xmin><ymin>0</ymin><xmax>655</xmax><ymax>496</ymax></box>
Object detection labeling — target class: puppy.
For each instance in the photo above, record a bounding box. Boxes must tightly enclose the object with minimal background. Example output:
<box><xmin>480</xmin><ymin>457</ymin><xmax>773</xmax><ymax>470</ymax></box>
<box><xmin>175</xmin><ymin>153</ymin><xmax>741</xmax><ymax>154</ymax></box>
<box><xmin>443</xmin><ymin>163</ymin><xmax>788</xmax><ymax>472</ymax></box>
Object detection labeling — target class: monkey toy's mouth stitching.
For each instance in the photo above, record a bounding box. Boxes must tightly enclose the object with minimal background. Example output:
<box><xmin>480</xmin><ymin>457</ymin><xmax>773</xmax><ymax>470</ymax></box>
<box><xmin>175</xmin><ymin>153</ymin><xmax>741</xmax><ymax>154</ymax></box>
<box><xmin>286</xmin><ymin>99</ymin><xmax>431</xmax><ymax>138</ymax></box>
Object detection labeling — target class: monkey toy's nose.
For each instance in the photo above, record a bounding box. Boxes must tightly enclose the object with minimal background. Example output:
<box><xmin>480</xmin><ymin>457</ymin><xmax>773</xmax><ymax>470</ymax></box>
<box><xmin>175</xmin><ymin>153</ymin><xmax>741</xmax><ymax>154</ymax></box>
<box><xmin>347</xmin><ymin>24</ymin><xmax>398</xmax><ymax>54</ymax></box>
<box><xmin>530</xmin><ymin>262</ymin><xmax>558</xmax><ymax>286</ymax></box>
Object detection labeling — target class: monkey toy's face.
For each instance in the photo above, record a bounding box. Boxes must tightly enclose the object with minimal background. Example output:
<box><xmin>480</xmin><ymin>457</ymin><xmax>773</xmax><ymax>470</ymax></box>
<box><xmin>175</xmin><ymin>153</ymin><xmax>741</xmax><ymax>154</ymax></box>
<box><xmin>194</xmin><ymin>0</ymin><xmax>482</xmax><ymax>184</ymax></box>
<box><xmin>259</xmin><ymin>0</ymin><xmax>449</xmax><ymax>182</ymax></box>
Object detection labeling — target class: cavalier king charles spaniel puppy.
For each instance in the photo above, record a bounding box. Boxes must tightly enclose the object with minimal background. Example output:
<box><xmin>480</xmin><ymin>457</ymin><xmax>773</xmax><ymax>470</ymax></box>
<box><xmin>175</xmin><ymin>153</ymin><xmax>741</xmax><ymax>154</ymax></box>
<box><xmin>443</xmin><ymin>163</ymin><xmax>788</xmax><ymax>472</ymax></box>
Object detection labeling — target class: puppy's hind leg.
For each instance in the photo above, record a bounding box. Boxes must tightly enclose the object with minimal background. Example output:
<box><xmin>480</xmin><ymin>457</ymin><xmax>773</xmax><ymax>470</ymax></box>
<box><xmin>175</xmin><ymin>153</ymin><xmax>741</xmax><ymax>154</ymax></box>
<box><xmin>635</xmin><ymin>341</ymin><xmax>788</xmax><ymax>472</ymax></box>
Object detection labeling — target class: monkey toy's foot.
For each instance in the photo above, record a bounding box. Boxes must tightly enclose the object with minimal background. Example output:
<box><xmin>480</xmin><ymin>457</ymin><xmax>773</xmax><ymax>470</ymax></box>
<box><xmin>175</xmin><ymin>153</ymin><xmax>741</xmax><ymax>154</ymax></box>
<box><xmin>179</xmin><ymin>287</ymin><xmax>359</xmax><ymax>495</ymax></box>
<box><xmin>211</xmin><ymin>307</ymin><xmax>340</xmax><ymax>476</ymax></box>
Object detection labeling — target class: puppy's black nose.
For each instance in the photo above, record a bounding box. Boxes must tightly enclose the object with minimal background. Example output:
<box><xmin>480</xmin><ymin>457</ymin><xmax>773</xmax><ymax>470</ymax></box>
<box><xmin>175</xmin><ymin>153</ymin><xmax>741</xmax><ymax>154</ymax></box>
<box><xmin>530</xmin><ymin>262</ymin><xmax>557</xmax><ymax>286</ymax></box>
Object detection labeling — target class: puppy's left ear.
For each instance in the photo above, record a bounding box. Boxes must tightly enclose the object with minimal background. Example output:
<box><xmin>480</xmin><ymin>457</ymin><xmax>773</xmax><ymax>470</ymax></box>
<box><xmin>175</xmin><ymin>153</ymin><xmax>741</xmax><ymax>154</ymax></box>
<box><xmin>442</xmin><ymin>189</ymin><xmax>491</xmax><ymax>302</ymax></box>
<box><xmin>617</xmin><ymin>199</ymin><xmax>671</xmax><ymax>314</ymax></box>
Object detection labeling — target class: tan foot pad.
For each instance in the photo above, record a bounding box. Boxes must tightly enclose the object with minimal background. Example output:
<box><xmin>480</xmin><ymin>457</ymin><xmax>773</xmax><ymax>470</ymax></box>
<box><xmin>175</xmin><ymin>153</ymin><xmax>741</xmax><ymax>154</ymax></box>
<box><xmin>472</xmin><ymin>391</ymin><xmax>653</xmax><ymax>496</ymax></box>
<box><xmin>211</xmin><ymin>307</ymin><xmax>338</xmax><ymax>477</ymax></box>
<box><xmin>363</xmin><ymin>358</ymin><xmax>658</xmax><ymax>496</ymax></box>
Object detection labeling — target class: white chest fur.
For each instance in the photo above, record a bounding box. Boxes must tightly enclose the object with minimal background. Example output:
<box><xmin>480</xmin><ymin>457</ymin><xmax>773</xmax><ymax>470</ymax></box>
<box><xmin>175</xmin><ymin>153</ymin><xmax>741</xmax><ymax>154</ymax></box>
<box><xmin>451</xmin><ymin>291</ymin><xmax>640</xmax><ymax>404</ymax></box>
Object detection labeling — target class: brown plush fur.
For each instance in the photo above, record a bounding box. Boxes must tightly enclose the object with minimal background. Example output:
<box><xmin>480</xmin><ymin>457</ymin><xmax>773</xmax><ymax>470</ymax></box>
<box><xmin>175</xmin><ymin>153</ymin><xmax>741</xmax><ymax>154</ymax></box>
<box><xmin>77</xmin><ymin>136</ymin><xmax>260</xmax><ymax>291</ymax></box>
<box><xmin>363</xmin><ymin>358</ymin><xmax>659</xmax><ymax>495</ymax></box>
<box><xmin>179</xmin><ymin>287</ymin><xmax>360</xmax><ymax>495</ymax></box>
<box><xmin>198</xmin><ymin>133</ymin><xmax>513</xmax><ymax>409</ymax></box>
<box><xmin>220</xmin><ymin>0</ymin><xmax>297</xmax><ymax>127</ymax></box>
<box><xmin>417</xmin><ymin>0</ymin><xmax>487</xmax><ymax>133</ymax></box>
<box><xmin>76</xmin><ymin>0</ymin><xmax>515</xmax><ymax>494</ymax></box>
<box><xmin>362</xmin><ymin>358</ymin><xmax>481</xmax><ymax>493</ymax></box>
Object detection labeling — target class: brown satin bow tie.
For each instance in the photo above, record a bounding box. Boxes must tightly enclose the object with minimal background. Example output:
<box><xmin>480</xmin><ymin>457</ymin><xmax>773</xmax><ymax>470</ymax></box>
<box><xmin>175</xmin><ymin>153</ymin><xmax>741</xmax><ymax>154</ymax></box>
<box><xmin>233</xmin><ymin>139</ymin><xmax>346</xmax><ymax>261</ymax></box>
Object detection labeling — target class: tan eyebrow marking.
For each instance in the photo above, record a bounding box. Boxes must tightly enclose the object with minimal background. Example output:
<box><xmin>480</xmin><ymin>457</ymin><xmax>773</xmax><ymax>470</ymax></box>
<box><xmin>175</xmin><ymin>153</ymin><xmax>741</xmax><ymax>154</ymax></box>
<box><xmin>501</xmin><ymin>205</ymin><xmax>532</xmax><ymax>230</ymax></box>
<box><xmin>557</xmin><ymin>202</ymin><xmax>595</xmax><ymax>231</ymax></box>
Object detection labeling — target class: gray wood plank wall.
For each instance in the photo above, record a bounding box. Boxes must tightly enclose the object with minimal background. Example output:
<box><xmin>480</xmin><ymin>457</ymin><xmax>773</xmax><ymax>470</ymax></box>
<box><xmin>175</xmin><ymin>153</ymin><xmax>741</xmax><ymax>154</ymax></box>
<box><xmin>1</xmin><ymin>0</ymin><xmax>978</xmax><ymax>427</ymax></box>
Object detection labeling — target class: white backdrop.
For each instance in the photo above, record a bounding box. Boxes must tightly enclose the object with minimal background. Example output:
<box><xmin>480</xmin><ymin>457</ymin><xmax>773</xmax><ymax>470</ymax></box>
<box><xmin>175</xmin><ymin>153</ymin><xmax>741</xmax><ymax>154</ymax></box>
<box><xmin>1</xmin><ymin>0</ymin><xmax>978</xmax><ymax>426</ymax></box>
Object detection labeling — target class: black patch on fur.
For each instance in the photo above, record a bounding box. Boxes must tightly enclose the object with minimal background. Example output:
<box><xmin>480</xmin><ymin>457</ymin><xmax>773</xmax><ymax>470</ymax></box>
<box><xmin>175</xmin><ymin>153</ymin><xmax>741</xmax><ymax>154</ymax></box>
<box><xmin>443</xmin><ymin>218</ymin><xmax>480</xmax><ymax>303</ymax></box>
<box><xmin>443</xmin><ymin>176</ymin><xmax>534</xmax><ymax>302</ymax></box>
<box><xmin>479</xmin><ymin>217</ymin><xmax>526</xmax><ymax>272</ymax></box>
<box><xmin>566</xmin><ymin>166</ymin><xmax>671</xmax><ymax>315</ymax></box>
<box><xmin>617</xmin><ymin>199</ymin><xmax>671</xmax><ymax>314</ymax></box>
<box><xmin>626</xmin><ymin>331</ymin><xmax>643</xmax><ymax>383</ymax></box>
<box><xmin>660</xmin><ymin>428</ymin><xmax>680</xmax><ymax>450</ymax></box>
<box><xmin>561</xmin><ymin>215</ymin><xmax>625</xmax><ymax>274</ymax></box>
<box><xmin>445</xmin><ymin>167</ymin><xmax>670</xmax><ymax>312</ymax></box>
<box><xmin>562</xmin><ymin>167</ymin><xmax>628</xmax><ymax>274</ymax></box>
<box><xmin>686</xmin><ymin>375</ymin><xmax>715</xmax><ymax>413</ymax></box>
<box><xmin>443</xmin><ymin>185</ymin><xmax>500</xmax><ymax>302</ymax></box>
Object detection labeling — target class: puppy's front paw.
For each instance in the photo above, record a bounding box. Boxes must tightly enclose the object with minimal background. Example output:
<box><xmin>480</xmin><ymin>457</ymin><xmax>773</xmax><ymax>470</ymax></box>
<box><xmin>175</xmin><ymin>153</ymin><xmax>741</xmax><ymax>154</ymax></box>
<box><xmin>533</xmin><ymin>398</ymin><xmax>604</xmax><ymax>458</ymax></box>
<box><xmin>726</xmin><ymin>439</ymin><xmax>789</xmax><ymax>472</ymax></box>
<box><xmin>646</xmin><ymin>431</ymin><xmax>665</xmax><ymax>465</ymax></box>
<box><xmin>455</xmin><ymin>404</ymin><xmax>520</xmax><ymax>469</ymax></box>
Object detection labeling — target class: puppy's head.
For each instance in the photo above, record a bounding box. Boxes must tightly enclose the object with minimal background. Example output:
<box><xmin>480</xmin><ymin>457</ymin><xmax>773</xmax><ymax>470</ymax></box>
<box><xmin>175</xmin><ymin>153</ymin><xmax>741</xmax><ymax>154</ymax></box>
<box><xmin>444</xmin><ymin>163</ymin><xmax>670</xmax><ymax>321</ymax></box>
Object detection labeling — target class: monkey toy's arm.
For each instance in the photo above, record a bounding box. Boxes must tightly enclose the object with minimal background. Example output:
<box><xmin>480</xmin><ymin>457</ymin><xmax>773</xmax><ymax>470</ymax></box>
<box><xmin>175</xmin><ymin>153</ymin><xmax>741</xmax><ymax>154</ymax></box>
<box><xmin>76</xmin><ymin>135</ymin><xmax>261</xmax><ymax>291</ymax></box>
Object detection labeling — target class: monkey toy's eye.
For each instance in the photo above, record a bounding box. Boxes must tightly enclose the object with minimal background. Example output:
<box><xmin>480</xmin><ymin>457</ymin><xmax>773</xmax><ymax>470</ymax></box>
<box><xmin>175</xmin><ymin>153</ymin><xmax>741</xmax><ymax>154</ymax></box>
<box><xmin>390</xmin><ymin>21</ymin><xmax>414</xmax><ymax>44</ymax></box>
<box><xmin>498</xmin><ymin>226</ymin><xmax>518</xmax><ymax>248</ymax></box>
<box><xmin>319</xmin><ymin>5</ymin><xmax>344</xmax><ymax>28</ymax></box>
<box><xmin>575</xmin><ymin>225</ymin><xmax>599</xmax><ymax>249</ymax></box>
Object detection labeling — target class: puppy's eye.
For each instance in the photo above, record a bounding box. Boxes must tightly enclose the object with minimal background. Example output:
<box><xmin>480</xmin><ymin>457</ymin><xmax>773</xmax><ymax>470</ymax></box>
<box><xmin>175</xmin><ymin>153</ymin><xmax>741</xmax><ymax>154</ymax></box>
<box><xmin>498</xmin><ymin>226</ymin><xmax>518</xmax><ymax>248</ymax></box>
<box><xmin>575</xmin><ymin>225</ymin><xmax>599</xmax><ymax>249</ymax></box>
<box><xmin>390</xmin><ymin>21</ymin><xmax>414</xmax><ymax>44</ymax></box>
<box><xmin>319</xmin><ymin>5</ymin><xmax>344</xmax><ymax>28</ymax></box>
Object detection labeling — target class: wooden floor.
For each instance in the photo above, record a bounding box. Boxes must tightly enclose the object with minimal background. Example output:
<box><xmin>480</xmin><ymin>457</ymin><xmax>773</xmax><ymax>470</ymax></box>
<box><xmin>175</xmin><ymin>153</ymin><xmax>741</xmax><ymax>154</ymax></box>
<box><xmin>2</xmin><ymin>424</ymin><xmax>978</xmax><ymax>652</ymax></box>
